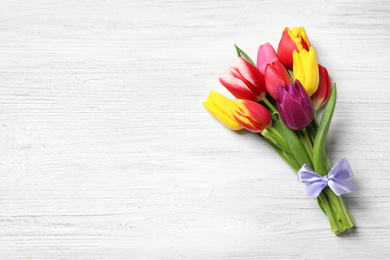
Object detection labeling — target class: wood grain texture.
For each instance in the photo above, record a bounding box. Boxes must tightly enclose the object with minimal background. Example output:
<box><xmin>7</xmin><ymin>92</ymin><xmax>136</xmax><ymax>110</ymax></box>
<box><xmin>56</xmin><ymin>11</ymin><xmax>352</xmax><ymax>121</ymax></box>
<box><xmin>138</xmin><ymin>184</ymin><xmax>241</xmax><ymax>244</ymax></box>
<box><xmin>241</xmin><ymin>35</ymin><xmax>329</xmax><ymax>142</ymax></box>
<box><xmin>1</xmin><ymin>0</ymin><xmax>390</xmax><ymax>258</ymax></box>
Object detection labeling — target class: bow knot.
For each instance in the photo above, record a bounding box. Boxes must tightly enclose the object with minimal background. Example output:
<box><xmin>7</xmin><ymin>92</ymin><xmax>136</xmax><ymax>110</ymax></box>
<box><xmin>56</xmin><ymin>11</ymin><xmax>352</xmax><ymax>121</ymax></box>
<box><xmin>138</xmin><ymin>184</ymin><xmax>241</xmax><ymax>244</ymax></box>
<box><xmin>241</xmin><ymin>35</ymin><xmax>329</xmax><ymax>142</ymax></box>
<box><xmin>297</xmin><ymin>158</ymin><xmax>358</xmax><ymax>197</ymax></box>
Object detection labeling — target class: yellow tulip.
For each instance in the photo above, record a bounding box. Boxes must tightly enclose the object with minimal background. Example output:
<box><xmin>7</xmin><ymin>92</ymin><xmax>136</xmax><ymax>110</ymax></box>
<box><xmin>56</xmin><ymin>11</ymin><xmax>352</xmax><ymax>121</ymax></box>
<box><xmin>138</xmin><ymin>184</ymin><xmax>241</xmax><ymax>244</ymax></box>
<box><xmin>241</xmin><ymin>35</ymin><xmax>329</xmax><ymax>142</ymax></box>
<box><xmin>203</xmin><ymin>91</ymin><xmax>243</xmax><ymax>130</ymax></box>
<box><xmin>293</xmin><ymin>46</ymin><xmax>319</xmax><ymax>96</ymax></box>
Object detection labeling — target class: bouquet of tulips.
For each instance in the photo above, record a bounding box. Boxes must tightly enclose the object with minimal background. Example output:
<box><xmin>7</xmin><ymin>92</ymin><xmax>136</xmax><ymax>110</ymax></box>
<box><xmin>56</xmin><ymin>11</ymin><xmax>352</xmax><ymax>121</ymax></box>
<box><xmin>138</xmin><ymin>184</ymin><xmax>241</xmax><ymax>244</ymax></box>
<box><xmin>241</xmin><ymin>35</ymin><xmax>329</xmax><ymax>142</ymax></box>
<box><xmin>203</xmin><ymin>27</ymin><xmax>357</xmax><ymax>235</ymax></box>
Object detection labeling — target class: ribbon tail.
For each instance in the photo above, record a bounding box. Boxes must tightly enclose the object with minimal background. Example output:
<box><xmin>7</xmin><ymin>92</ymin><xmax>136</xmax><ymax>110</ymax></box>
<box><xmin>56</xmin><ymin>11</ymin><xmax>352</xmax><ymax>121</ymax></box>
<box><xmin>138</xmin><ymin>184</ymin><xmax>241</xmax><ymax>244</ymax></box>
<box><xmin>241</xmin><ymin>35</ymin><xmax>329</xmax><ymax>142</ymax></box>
<box><xmin>328</xmin><ymin>179</ymin><xmax>358</xmax><ymax>196</ymax></box>
<box><xmin>299</xmin><ymin>181</ymin><xmax>328</xmax><ymax>197</ymax></box>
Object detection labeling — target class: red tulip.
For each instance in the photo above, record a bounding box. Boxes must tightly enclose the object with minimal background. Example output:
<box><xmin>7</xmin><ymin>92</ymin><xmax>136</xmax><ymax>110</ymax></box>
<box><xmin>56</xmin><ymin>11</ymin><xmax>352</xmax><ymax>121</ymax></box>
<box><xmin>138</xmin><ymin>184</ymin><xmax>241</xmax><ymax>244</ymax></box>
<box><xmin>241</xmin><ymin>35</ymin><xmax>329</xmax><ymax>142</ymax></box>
<box><xmin>264</xmin><ymin>60</ymin><xmax>291</xmax><ymax>99</ymax></box>
<box><xmin>231</xmin><ymin>99</ymin><xmax>272</xmax><ymax>133</ymax></box>
<box><xmin>219</xmin><ymin>57</ymin><xmax>266</xmax><ymax>102</ymax></box>
<box><xmin>257</xmin><ymin>42</ymin><xmax>279</xmax><ymax>76</ymax></box>
<box><xmin>311</xmin><ymin>65</ymin><xmax>331</xmax><ymax>110</ymax></box>
<box><xmin>277</xmin><ymin>27</ymin><xmax>311</xmax><ymax>68</ymax></box>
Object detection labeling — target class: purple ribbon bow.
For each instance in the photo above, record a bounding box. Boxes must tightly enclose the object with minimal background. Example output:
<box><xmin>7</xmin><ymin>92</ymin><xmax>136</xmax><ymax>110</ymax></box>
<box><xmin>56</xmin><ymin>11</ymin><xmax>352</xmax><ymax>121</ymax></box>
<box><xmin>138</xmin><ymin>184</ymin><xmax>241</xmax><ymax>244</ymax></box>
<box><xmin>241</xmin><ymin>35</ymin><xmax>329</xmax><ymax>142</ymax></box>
<box><xmin>297</xmin><ymin>158</ymin><xmax>358</xmax><ymax>197</ymax></box>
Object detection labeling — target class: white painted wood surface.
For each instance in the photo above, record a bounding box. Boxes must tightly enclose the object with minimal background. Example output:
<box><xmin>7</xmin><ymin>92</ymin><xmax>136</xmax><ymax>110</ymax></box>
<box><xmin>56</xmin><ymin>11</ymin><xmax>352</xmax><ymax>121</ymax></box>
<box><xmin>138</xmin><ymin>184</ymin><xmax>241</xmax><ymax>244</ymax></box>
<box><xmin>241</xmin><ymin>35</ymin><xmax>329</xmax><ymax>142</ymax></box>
<box><xmin>1</xmin><ymin>0</ymin><xmax>390</xmax><ymax>258</ymax></box>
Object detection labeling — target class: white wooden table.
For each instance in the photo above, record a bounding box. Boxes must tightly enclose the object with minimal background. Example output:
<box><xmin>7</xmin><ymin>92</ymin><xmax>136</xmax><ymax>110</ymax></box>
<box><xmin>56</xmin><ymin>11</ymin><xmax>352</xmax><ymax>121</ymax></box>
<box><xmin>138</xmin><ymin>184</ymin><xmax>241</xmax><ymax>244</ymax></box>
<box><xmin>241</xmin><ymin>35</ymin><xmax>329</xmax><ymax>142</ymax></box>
<box><xmin>1</xmin><ymin>0</ymin><xmax>390</xmax><ymax>259</ymax></box>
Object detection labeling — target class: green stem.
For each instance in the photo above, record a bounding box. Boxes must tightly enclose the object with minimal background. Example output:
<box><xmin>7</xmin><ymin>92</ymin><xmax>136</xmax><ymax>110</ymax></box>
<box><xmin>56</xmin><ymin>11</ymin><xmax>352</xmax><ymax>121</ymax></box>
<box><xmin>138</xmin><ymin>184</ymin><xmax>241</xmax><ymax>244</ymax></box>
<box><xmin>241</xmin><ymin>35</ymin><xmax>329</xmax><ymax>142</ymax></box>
<box><xmin>287</xmin><ymin>68</ymin><xmax>294</xmax><ymax>83</ymax></box>
<box><xmin>338</xmin><ymin>196</ymin><xmax>355</xmax><ymax>227</ymax></box>
<box><xmin>318</xmin><ymin>192</ymin><xmax>339</xmax><ymax>234</ymax></box>
<box><xmin>328</xmin><ymin>195</ymin><xmax>346</xmax><ymax>233</ymax></box>
<box><xmin>302</xmin><ymin>127</ymin><xmax>313</xmax><ymax>153</ymax></box>
<box><xmin>298</xmin><ymin>131</ymin><xmax>313</xmax><ymax>163</ymax></box>
<box><xmin>262</xmin><ymin>97</ymin><xmax>278</xmax><ymax>113</ymax></box>
<box><xmin>312</xmin><ymin>110</ymin><xmax>318</xmax><ymax>130</ymax></box>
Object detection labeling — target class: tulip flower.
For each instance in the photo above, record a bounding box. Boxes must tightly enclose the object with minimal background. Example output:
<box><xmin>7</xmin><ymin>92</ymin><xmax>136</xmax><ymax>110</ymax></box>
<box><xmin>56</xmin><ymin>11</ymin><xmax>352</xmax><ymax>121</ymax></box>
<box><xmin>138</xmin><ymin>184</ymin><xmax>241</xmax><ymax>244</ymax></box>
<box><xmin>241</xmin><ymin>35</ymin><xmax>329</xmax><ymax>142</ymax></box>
<box><xmin>264</xmin><ymin>60</ymin><xmax>292</xmax><ymax>99</ymax></box>
<box><xmin>257</xmin><ymin>42</ymin><xmax>279</xmax><ymax>76</ymax></box>
<box><xmin>219</xmin><ymin>57</ymin><xmax>267</xmax><ymax>102</ymax></box>
<box><xmin>293</xmin><ymin>46</ymin><xmax>319</xmax><ymax>96</ymax></box>
<box><xmin>231</xmin><ymin>99</ymin><xmax>272</xmax><ymax>133</ymax></box>
<box><xmin>311</xmin><ymin>64</ymin><xmax>331</xmax><ymax>110</ymax></box>
<box><xmin>276</xmin><ymin>80</ymin><xmax>314</xmax><ymax>131</ymax></box>
<box><xmin>203</xmin><ymin>91</ymin><xmax>243</xmax><ymax>130</ymax></box>
<box><xmin>278</xmin><ymin>27</ymin><xmax>310</xmax><ymax>68</ymax></box>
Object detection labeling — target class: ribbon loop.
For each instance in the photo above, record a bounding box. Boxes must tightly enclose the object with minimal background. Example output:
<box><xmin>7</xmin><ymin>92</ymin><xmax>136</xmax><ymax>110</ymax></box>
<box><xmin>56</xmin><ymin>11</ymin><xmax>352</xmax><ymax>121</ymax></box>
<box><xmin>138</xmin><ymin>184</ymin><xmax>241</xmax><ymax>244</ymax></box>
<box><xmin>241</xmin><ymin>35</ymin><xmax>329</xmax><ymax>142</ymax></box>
<box><xmin>297</xmin><ymin>158</ymin><xmax>357</xmax><ymax>197</ymax></box>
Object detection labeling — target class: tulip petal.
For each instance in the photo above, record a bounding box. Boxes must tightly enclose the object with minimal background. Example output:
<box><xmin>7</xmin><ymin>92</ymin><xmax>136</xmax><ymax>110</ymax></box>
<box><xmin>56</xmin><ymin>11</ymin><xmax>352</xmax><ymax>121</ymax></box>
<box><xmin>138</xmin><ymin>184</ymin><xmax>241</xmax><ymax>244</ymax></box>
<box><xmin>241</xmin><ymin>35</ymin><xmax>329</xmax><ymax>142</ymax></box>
<box><xmin>257</xmin><ymin>43</ymin><xmax>279</xmax><ymax>76</ymax></box>
<box><xmin>220</xmin><ymin>57</ymin><xmax>267</xmax><ymax>102</ymax></box>
<box><xmin>280</xmin><ymin>94</ymin><xmax>311</xmax><ymax>130</ymax></box>
<box><xmin>299</xmin><ymin>27</ymin><xmax>310</xmax><ymax>51</ymax></box>
<box><xmin>305</xmin><ymin>47</ymin><xmax>319</xmax><ymax>95</ymax></box>
<box><xmin>203</xmin><ymin>91</ymin><xmax>243</xmax><ymax>130</ymax></box>
<box><xmin>278</xmin><ymin>27</ymin><xmax>311</xmax><ymax>68</ymax></box>
<box><xmin>236</xmin><ymin>57</ymin><xmax>266</xmax><ymax>100</ymax></box>
<box><xmin>295</xmin><ymin>80</ymin><xmax>314</xmax><ymax>122</ymax></box>
<box><xmin>286</xmin><ymin>81</ymin><xmax>300</xmax><ymax>96</ymax></box>
<box><xmin>293</xmin><ymin>47</ymin><xmax>319</xmax><ymax>96</ymax></box>
<box><xmin>311</xmin><ymin>64</ymin><xmax>331</xmax><ymax>110</ymax></box>
<box><xmin>276</xmin><ymin>86</ymin><xmax>288</xmax><ymax>128</ymax></box>
<box><xmin>277</xmin><ymin>28</ymin><xmax>299</xmax><ymax>68</ymax></box>
<box><xmin>265</xmin><ymin>61</ymin><xmax>291</xmax><ymax>99</ymax></box>
<box><xmin>232</xmin><ymin>100</ymin><xmax>272</xmax><ymax>133</ymax></box>
<box><xmin>219</xmin><ymin>75</ymin><xmax>258</xmax><ymax>101</ymax></box>
<box><xmin>290</xmin><ymin>27</ymin><xmax>310</xmax><ymax>52</ymax></box>
<box><xmin>229</xmin><ymin>66</ymin><xmax>261</xmax><ymax>99</ymax></box>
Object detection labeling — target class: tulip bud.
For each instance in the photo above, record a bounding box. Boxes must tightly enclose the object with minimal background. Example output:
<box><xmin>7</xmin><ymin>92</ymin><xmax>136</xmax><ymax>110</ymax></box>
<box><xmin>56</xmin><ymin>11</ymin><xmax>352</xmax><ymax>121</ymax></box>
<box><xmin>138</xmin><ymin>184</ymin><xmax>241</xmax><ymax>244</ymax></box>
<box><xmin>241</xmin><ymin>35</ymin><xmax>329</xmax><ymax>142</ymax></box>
<box><xmin>264</xmin><ymin>60</ymin><xmax>292</xmax><ymax>99</ymax></box>
<box><xmin>203</xmin><ymin>91</ymin><xmax>243</xmax><ymax>130</ymax></box>
<box><xmin>311</xmin><ymin>64</ymin><xmax>331</xmax><ymax>110</ymax></box>
<box><xmin>276</xmin><ymin>80</ymin><xmax>314</xmax><ymax>131</ymax></box>
<box><xmin>257</xmin><ymin>42</ymin><xmax>279</xmax><ymax>76</ymax></box>
<box><xmin>231</xmin><ymin>99</ymin><xmax>272</xmax><ymax>133</ymax></box>
<box><xmin>293</xmin><ymin>46</ymin><xmax>319</xmax><ymax>96</ymax></box>
<box><xmin>219</xmin><ymin>57</ymin><xmax>267</xmax><ymax>102</ymax></box>
<box><xmin>278</xmin><ymin>27</ymin><xmax>310</xmax><ymax>68</ymax></box>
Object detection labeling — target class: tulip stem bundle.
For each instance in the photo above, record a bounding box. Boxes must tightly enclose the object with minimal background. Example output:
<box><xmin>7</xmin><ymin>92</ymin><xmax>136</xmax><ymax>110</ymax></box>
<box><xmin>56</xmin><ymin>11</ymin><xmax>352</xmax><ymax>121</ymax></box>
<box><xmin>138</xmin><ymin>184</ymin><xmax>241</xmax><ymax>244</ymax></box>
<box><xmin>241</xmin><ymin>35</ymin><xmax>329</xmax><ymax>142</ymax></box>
<box><xmin>263</xmin><ymin>86</ymin><xmax>354</xmax><ymax>234</ymax></box>
<box><xmin>203</xmin><ymin>27</ymin><xmax>356</xmax><ymax>235</ymax></box>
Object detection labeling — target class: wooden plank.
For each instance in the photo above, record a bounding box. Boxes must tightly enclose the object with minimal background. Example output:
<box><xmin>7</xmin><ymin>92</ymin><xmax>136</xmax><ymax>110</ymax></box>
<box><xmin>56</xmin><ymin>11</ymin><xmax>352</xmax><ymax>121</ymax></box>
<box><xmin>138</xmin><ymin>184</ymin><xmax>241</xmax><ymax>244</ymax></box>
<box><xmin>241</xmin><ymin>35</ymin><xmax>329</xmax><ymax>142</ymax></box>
<box><xmin>1</xmin><ymin>0</ymin><xmax>390</xmax><ymax>258</ymax></box>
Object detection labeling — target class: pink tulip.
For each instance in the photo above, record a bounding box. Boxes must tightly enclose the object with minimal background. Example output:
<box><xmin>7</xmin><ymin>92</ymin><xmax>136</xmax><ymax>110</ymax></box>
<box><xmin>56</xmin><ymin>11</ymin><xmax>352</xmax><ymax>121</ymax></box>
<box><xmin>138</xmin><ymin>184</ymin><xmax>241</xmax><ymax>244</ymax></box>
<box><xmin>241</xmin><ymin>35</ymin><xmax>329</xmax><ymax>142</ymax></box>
<box><xmin>257</xmin><ymin>43</ymin><xmax>279</xmax><ymax>76</ymax></box>
<box><xmin>219</xmin><ymin>57</ymin><xmax>266</xmax><ymax>102</ymax></box>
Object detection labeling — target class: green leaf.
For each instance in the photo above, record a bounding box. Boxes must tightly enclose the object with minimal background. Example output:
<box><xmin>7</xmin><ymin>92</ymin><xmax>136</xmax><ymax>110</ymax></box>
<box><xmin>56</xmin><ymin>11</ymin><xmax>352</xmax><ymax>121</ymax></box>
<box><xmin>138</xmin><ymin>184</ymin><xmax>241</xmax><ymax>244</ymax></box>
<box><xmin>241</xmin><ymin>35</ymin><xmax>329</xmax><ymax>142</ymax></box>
<box><xmin>312</xmin><ymin>83</ymin><xmax>337</xmax><ymax>176</ymax></box>
<box><xmin>283</xmin><ymin>151</ymin><xmax>300</xmax><ymax>171</ymax></box>
<box><xmin>234</xmin><ymin>44</ymin><xmax>256</xmax><ymax>67</ymax></box>
<box><xmin>306</xmin><ymin>123</ymin><xmax>317</xmax><ymax>144</ymax></box>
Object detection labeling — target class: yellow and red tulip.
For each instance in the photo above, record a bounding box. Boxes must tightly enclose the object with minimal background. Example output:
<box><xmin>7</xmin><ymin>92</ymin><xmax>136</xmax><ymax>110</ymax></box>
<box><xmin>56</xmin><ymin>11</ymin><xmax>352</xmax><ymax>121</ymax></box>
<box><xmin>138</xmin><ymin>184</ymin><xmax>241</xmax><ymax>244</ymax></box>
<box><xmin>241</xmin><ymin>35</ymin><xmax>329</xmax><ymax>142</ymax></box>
<box><xmin>278</xmin><ymin>27</ymin><xmax>311</xmax><ymax>68</ymax></box>
<box><xmin>219</xmin><ymin>57</ymin><xmax>267</xmax><ymax>102</ymax></box>
<box><xmin>264</xmin><ymin>60</ymin><xmax>292</xmax><ymax>99</ymax></box>
<box><xmin>293</xmin><ymin>46</ymin><xmax>319</xmax><ymax>96</ymax></box>
<box><xmin>231</xmin><ymin>99</ymin><xmax>272</xmax><ymax>133</ymax></box>
<box><xmin>203</xmin><ymin>91</ymin><xmax>243</xmax><ymax>130</ymax></box>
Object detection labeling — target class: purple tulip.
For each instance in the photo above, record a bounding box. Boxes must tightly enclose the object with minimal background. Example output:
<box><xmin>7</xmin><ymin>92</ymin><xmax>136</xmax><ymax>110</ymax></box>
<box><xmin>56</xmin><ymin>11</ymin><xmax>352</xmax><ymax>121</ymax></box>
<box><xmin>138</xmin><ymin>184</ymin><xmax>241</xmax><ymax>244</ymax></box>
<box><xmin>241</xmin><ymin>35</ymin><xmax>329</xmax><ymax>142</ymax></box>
<box><xmin>276</xmin><ymin>80</ymin><xmax>314</xmax><ymax>130</ymax></box>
